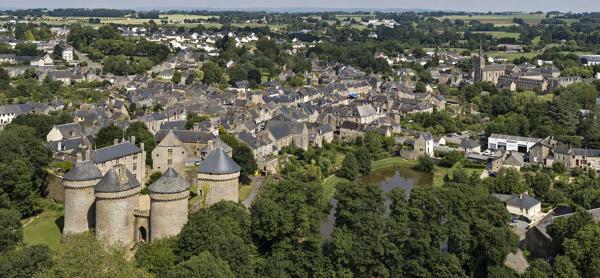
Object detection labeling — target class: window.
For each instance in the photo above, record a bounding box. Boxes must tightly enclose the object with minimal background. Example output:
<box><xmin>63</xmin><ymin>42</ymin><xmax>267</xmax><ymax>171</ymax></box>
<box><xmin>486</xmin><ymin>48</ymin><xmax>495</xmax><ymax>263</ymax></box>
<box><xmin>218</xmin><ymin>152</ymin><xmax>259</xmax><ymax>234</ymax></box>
<box><xmin>133</xmin><ymin>163</ymin><xmax>137</xmax><ymax>171</ymax></box>
<box><xmin>133</xmin><ymin>155</ymin><xmax>137</xmax><ymax>160</ymax></box>
<box><xmin>168</xmin><ymin>159</ymin><xmax>172</xmax><ymax>166</ymax></box>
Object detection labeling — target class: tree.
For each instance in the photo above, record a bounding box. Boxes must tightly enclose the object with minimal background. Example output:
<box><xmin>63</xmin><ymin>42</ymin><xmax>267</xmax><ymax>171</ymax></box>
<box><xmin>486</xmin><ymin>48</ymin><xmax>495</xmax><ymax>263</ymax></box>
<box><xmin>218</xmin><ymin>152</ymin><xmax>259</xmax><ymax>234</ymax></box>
<box><xmin>562</xmin><ymin>223</ymin><xmax>600</xmax><ymax>275</ymax></box>
<box><xmin>329</xmin><ymin>182</ymin><xmax>389</xmax><ymax>277</ymax></box>
<box><xmin>166</xmin><ymin>251</ymin><xmax>234</xmax><ymax>278</ymax></box>
<box><xmin>415</xmin><ymin>155</ymin><xmax>435</xmax><ymax>173</ymax></box>
<box><xmin>24</xmin><ymin>31</ymin><xmax>35</xmax><ymax>41</ymax></box>
<box><xmin>125</xmin><ymin>122</ymin><xmax>156</xmax><ymax>165</ymax></box>
<box><xmin>9</xmin><ymin>112</ymin><xmax>74</xmax><ymax>139</ymax></box>
<box><xmin>486</xmin><ymin>168</ymin><xmax>527</xmax><ymax>194</ymax></box>
<box><xmin>251</xmin><ymin>179</ymin><xmax>326</xmax><ymax>276</ymax></box>
<box><xmin>172</xmin><ymin>71</ymin><xmax>182</xmax><ymax>84</ymax></box>
<box><xmin>185</xmin><ymin>113</ymin><xmax>209</xmax><ymax>130</ymax></box>
<box><xmin>177</xmin><ymin>201</ymin><xmax>256</xmax><ymax>277</ymax></box>
<box><xmin>525</xmin><ymin>172</ymin><xmax>552</xmax><ymax>200</ymax></box>
<box><xmin>552</xmin><ymin>255</ymin><xmax>580</xmax><ymax>278</ymax></box>
<box><xmin>552</xmin><ymin>161</ymin><xmax>566</xmax><ymax>174</ymax></box>
<box><xmin>438</xmin><ymin>151</ymin><xmax>464</xmax><ymax>167</ymax></box>
<box><xmin>202</xmin><ymin>61</ymin><xmax>225</xmax><ymax>85</ymax></box>
<box><xmin>37</xmin><ymin>233</ymin><xmax>150</xmax><ymax>277</ymax></box>
<box><xmin>354</xmin><ymin>147</ymin><xmax>372</xmax><ymax>175</ymax></box>
<box><xmin>0</xmin><ymin>244</ymin><xmax>52</xmax><ymax>278</ymax></box>
<box><xmin>0</xmin><ymin>126</ymin><xmax>52</xmax><ymax>216</ymax></box>
<box><xmin>95</xmin><ymin>124</ymin><xmax>124</xmax><ymax>148</ymax></box>
<box><xmin>219</xmin><ymin>131</ymin><xmax>257</xmax><ymax>183</ymax></box>
<box><xmin>135</xmin><ymin>237</ymin><xmax>177</xmax><ymax>275</ymax></box>
<box><xmin>547</xmin><ymin>210</ymin><xmax>593</xmax><ymax>253</ymax></box>
<box><xmin>337</xmin><ymin>154</ymin><xmax>359</xmax><ymax>180</ymax></box>
<box><xmin>0</xmin><ymin>208</ymin><xmax>23</xmax><ymax>252</ymax></box>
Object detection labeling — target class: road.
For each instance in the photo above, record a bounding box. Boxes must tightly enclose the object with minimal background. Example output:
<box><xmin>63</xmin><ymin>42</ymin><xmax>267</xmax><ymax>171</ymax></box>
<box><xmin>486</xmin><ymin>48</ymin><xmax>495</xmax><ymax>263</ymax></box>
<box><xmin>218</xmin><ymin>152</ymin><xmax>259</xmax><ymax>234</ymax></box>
<box><xmin>72</xmin><ymin>47</ymin><xmax>100</xmax><ymax>69</ymax></box>
<box><xmin>242</xmin><ymin>176</ymin><xmax>265</xmax><ymax>208</ymax></box>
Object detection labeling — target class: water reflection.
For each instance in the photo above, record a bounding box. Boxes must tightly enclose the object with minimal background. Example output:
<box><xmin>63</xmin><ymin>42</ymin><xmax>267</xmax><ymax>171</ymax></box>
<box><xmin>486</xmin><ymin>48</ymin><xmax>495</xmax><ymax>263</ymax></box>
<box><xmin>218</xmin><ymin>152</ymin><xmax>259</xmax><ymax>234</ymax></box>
<box><xmin>320</xmin><ymin>166</ymin><xmax>433</xmax><ymax>239</ymax></box>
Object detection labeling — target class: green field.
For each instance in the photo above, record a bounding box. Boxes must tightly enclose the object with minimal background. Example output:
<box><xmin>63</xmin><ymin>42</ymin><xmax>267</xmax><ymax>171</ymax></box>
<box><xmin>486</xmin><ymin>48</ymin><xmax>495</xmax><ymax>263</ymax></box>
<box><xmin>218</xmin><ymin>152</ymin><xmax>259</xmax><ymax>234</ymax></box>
<box><xmin>21</xmin><ymin>199</ymin><xmax>64</xmax><ymax>250</ymax></box>
<box><xmin>485</xmin><ymin>50</ymin><xmax>540</xmax><ymax>61</ymax></box>
<box><xmin>439</xmin><ymin>14</ymin><xmax>547</xmax><ymax>25</ymax></box>
<box><xmin>471</xmin><ymin>31</ymin><xmax>521</xmax><ymax>39</ymax></box>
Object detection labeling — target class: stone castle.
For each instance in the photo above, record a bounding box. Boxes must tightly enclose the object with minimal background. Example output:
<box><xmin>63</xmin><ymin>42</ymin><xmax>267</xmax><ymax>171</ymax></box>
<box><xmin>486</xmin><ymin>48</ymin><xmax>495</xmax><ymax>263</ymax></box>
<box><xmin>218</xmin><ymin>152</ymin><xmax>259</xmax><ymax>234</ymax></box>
<box><xmin>62</xmin><ymin>146</ymin><xmax>241</xmax><ymax>246</ymax></box>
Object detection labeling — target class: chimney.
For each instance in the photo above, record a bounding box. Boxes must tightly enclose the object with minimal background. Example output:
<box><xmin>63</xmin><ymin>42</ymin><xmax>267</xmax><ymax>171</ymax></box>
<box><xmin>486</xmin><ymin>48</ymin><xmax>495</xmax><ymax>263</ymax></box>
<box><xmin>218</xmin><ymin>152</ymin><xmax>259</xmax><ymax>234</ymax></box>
<box><xmin>113</xmin><ymin>138</ymin><xmax>119</xmax><ymax>145</ymax></box>
<box><xmin>140</xmin><ymin>142</ymin><xmax>145</xmax><ymax>151</ymax></box>
<box><xmin>130</xmin><ymin>136</ymin><xmax>136</xmax><ymax>145</ymax></box>
<box><xmin>519</xmin><ymin>193</ymin><xmax>523</xmax><ymax>200</ymax></box>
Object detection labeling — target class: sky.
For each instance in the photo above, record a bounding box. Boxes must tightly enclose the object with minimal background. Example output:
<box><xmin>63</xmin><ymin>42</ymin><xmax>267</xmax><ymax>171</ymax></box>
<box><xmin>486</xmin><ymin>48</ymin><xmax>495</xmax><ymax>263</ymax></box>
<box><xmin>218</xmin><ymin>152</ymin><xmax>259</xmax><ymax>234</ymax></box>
<box><xmin>1</xmin><ymin>0</ymin><xmax>600</xmax><ymax>13</ymax></box>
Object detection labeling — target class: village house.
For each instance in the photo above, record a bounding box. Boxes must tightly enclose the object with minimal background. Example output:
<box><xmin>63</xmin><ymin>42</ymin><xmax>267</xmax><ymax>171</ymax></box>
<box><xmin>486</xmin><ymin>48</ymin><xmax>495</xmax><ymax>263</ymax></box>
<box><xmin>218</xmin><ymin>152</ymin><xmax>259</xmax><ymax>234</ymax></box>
<box><xmin>414</xmin><ymin>132</ymin><xmax>434</xmax><ymax>158</ymax></box>
<box><xmin>263</xmin><ymin>120</ymin><xmax>309</xmax><ymax>152</ymax></box>
<box><xmin>152</xmin><ymin>129</ymin><xmax>232</xmax><ymax>176</ymax></box>
<box><xmin>492</xmin><ymin>193</ymin><xmax>541</xmax><ymax>221</ymax></box>
<box><xmin>46</xmin><ymin>122</ymin><xmax>84</xmax><ymax>142</ymax></box>
<box><xmin>92</xmin><ymin>137</ymin><xmax>146</xmax><ymax>184</ymax></box>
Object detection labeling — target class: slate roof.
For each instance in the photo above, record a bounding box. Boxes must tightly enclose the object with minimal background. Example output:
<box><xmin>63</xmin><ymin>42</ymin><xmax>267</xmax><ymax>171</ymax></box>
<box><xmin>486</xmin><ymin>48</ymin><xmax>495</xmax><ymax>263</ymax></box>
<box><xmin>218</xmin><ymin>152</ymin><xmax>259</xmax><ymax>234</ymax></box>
<box><xmin>92</xmin><ymin>142</ymin><xmax>142</xmax><ymax>164</ymax></box>
<box><xmin>54</xmin><ymin>122</ymin><xmax>83</xmax><ymax>139</ymax></box>
<box><xmin>160</xmin><ymin>120</ymin><xmax>187</xmax><ymax>130</ymax></box>
<box><xmin>148</xmin><ymin>168</ymin><xmax>190</xmax><ymax>194</ymax></box>
<box><xmin>94</xmin><ymin>166</ymin><xmax>140</xmax><ymax>193</ymax></box>
<box><xmin>63</xmin><ymin>160</ymin><xmax>103</xmax><ymax>181</ymax></box>
<box><xmin>197</xmin><ymin>148</ymin><xmax>240</xmax><ymax>174</ymax></box>
<box><xmin>155</xmin><ymin>129</ymin><xmax>214</xmax><ymax>144</ymax></box>
<box><xmin>266</xmin><ymin>120</ymin><xmax>306</xmax><ymax>140</ymax></box>
<box><xmin>507</xmin><ymin>193</ymin><xmax>540</xmax><ymax>209</ymax></box>
<box><xmin>460</xmin><ymin>139</ymin><xmax>480</xmax><ymax>149</ymax></box>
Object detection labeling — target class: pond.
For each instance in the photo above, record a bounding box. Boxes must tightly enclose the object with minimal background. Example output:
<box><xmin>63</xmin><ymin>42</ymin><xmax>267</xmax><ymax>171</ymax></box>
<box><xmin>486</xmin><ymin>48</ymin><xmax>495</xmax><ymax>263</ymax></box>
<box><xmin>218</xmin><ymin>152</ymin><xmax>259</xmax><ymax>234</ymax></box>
<box><xmin>320</xmin><ymin>166</ymin><xmax>433</xmax><ymax>240</ymax></box>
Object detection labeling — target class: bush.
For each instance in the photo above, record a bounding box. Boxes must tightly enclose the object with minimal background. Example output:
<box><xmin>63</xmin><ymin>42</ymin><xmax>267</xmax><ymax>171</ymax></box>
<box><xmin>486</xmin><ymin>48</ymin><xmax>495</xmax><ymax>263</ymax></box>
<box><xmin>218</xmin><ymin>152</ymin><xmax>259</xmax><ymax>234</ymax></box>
<box><xmin>552</xmin><ymin>161</ymin><xmax>566</xmax><ymax>174</ymax></box>
<box><xmin>415</xmin><ymin>155</ymin><xmax>435</xmax><ymax>173</ymax></box>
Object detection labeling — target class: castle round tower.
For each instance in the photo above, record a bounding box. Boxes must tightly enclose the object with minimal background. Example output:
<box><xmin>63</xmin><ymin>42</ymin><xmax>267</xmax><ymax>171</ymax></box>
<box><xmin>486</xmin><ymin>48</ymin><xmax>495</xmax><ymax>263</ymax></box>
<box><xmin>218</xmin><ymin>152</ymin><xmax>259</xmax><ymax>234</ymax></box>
<box><xmin>149</xmin><ymin>168</ymin><xmax>190</xmax><ymax>241</ymax></box>
<box><xmin>197</xmin><ymin>147</ymin><xmax>240</xmax><ymax>207</ymax></box>
<box><xmin>94</xmin><ymin>164</ymin><xmax>141</xmax><ymax>246</ymax></box>
<box><xmin>62</xmin><ymin>160</ymin><xmax>103</xmax><ymax>236</ymax></box>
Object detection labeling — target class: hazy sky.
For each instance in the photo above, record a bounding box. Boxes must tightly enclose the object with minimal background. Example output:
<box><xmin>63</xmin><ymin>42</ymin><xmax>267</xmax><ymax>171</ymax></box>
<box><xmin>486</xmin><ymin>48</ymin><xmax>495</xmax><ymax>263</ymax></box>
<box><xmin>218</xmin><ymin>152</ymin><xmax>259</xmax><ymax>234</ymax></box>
<box><xmin>1</xmin><ymin>0</ymin><xmax>600</xmax><ymax>12</ymax></box>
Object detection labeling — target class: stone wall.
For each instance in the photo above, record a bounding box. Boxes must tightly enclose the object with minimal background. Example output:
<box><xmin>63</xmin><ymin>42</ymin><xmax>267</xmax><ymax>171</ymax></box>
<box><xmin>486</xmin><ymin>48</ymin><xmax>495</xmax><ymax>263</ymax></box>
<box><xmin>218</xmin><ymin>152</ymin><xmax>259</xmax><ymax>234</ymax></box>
<box><xmin>150</xmin><ymin>191</ymin><xmax>189</xmax><ymax>240</ymax></box>
<box><xmin>63</xmin><ymin>178</ymin><xmax>99</xmax><ymax>236</ymax></box>
<box><xmin>45</xmin><ymin>172</ymin><xmax>65</xmax><ymax>203</ymax></box>
<box><xmin>197</xmin><ymin>172</ymin><xmax>239</xmax><ymax>207</ymax></box>
<box><xmin>95</xmin><ymin>187</ymin><xmax>140</xmax><ymax>246</ymax></box>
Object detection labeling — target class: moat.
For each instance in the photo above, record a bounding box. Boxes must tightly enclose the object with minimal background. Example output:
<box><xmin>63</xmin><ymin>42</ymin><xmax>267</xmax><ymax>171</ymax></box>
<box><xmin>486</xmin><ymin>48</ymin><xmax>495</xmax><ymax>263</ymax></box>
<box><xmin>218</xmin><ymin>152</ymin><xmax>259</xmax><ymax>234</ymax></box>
<box><xmin>320</xmin><ymin>166</ymin><xmax>434</xmax><ymax>239</ymax></box>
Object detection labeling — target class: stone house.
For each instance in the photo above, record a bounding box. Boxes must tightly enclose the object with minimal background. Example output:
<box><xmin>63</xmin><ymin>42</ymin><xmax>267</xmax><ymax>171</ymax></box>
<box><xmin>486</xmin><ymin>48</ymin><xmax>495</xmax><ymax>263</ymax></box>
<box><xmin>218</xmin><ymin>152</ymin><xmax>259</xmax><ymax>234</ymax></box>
<box><xmin>492</xmin><ymin>193</ymin><xmax>541</xmax><ymax>221</ymax></box>
<box><xmin>553</xmin><ymin>145</ymin><xmax>600</xmax><ymax>172</ymax></box>
<box><xmin>47</xmin><ymin>122</ymin><xmax>84</xmax><ymax>142</ymax></box>
<box><xmin>153</xmin><ymin>130</ymin><xmax>232</xmax><ymax>176</ymax></box>
<box><xmin>92</xmin><ymin>137</ymin><xmax>146</xmax><ymax>184</ymax></box>
<box><xmin>264</xmin><ymin>120</ymin><xmax>309</xmax><ymax>151</ymax></box>
<box><xmin>414</xmin><ymin>132</ymin><xmax>434</xmax><ymax>157</ymax></box>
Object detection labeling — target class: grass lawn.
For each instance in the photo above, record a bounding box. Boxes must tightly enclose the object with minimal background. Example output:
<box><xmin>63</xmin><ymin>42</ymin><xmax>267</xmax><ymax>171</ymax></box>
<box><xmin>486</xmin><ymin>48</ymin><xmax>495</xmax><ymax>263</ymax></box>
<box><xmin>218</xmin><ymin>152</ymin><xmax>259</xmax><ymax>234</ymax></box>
<box><xmin>21</xmin><ymin>199</ymin><xmax>64</xmax><ymax>250</ymax></box>
<box><xmin>239</xmin><ymin>184</ymin><xmax>253</xmax><ymax>202</ymax></box>
<box><xmin>485</xmin><ymin>51</ymin><xmax>540</xmax><ymax>61</ymax></box>
<box><xmin>322</xmin><ymin>175</ymin><xmax>347</xmax><ymax>201</ymax></box>
<box><xmin>371</xmin><ymin>157</ymin><xmax>418</xmax><ymax>172</ymax></box>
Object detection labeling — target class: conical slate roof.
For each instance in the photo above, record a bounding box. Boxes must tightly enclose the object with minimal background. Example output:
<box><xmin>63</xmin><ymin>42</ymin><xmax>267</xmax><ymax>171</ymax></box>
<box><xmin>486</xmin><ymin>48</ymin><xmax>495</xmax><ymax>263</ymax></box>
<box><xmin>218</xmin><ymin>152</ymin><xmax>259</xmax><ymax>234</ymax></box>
<box><xmin>197</xmin><ymin>148</ymin><xmax>241</xmax><ymax>174</ymax></box>
<box><xmin>63</xmin><ymin>160</ymin><xmax>103</xmax><ymax>181</ymax></box>
<box><xmin>94</xmin><ymin>166</ymin><xmax>140</xmax><ymax>193</ymax></box>
<box><xmin>149</xmin><ymin>168</ymin><xmax>190</xmax><ymax>194</ymax></box>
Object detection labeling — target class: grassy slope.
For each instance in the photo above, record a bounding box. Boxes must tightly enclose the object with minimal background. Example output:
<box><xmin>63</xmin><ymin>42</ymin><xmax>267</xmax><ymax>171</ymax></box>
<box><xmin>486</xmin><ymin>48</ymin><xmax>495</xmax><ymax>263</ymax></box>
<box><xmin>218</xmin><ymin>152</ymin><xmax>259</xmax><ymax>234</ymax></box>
<box><xmin>21</xmin><ymin>199</ymin><xmax>64</xmax><ymax>250</ymax></box>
